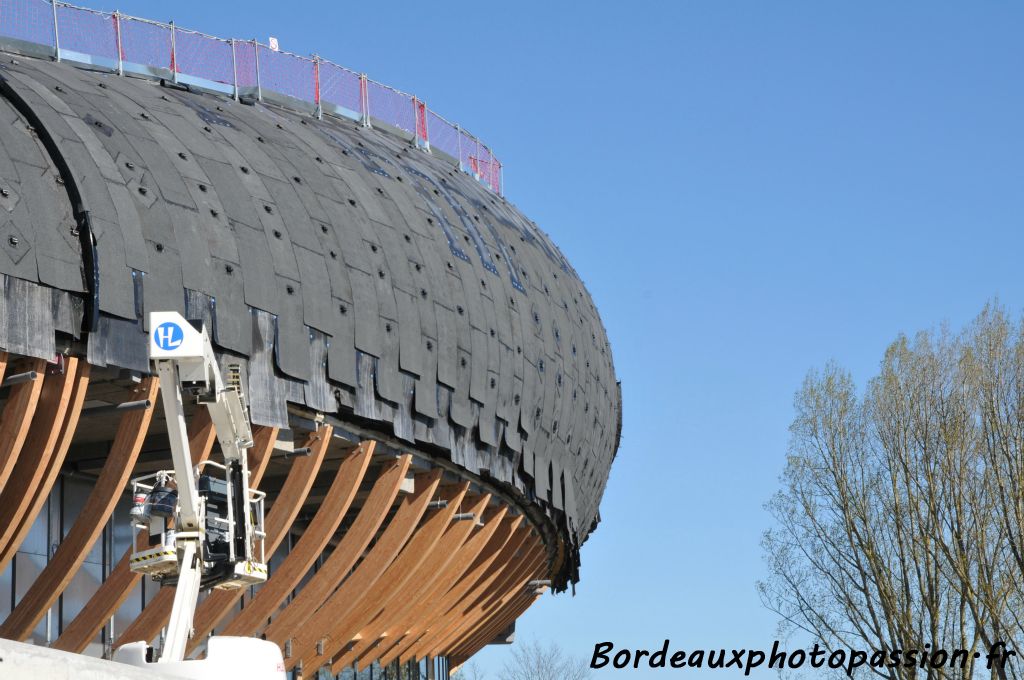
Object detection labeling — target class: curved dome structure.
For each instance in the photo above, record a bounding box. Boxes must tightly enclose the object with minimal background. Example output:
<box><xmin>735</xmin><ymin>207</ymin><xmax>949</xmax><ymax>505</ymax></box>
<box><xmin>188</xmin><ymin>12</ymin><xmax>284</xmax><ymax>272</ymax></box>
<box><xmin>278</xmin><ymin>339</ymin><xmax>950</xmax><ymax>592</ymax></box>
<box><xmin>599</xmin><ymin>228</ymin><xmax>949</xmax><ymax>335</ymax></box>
<box><xmin>0</xmin><ymin>23</ymin><xmax>620</xmax><ymax>676</ymax></box>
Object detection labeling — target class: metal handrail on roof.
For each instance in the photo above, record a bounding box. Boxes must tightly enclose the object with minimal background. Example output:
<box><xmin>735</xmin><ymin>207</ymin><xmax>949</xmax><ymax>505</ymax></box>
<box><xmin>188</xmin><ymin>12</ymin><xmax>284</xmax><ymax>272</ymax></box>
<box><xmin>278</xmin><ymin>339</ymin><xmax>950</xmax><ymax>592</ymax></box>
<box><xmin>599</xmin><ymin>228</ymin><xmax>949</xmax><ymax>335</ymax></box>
<box><xmin>0</xmin><ymin>0</ymin><xmax>503</xmax><ymax>194</ymax></box>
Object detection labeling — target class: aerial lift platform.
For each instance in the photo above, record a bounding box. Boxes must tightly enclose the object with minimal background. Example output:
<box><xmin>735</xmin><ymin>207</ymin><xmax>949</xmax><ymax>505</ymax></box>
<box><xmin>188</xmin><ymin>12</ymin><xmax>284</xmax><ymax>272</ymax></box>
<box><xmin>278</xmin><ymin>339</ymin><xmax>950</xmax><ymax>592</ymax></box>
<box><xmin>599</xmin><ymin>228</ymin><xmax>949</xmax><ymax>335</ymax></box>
<box><xmin>112</xmin><ymin>312</ymin><xmax>287</xmax><ymax>679</ymax></box>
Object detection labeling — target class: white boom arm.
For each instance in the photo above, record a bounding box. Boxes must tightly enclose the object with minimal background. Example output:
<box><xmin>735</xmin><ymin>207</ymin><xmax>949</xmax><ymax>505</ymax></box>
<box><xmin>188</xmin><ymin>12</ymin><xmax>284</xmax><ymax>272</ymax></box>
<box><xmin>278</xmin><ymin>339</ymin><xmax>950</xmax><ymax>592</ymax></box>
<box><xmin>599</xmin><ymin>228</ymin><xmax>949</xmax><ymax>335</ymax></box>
<box><xmin>148</xmin><ymin>312</ymin><xmax>257</xmax><ymax>663</ymax></box>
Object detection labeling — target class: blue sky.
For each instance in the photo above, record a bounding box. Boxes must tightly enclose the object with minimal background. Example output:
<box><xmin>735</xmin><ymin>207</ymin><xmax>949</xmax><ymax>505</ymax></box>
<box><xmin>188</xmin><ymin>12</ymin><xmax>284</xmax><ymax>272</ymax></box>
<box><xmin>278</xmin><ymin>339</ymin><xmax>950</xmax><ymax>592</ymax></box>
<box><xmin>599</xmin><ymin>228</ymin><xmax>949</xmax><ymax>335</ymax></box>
<box><xmin>94</xmin><ymin>1</ymin><xmax>1024</xmax><ymax>676</ymax></box>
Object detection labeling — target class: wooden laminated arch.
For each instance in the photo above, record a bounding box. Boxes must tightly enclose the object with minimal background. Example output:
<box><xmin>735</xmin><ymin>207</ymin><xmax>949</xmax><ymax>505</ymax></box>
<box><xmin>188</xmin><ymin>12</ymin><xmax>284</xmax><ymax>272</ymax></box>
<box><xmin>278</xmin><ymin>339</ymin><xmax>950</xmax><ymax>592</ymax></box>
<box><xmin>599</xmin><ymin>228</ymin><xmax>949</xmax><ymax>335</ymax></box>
<box><xmin>0</xmin><ymin>358</ymin><xmax>89</xmax><ymax>572</ymax></box>
<box><xmin>334</xmin><ymin>493</ymin><xmax>494</xmax><ymax>672</ymax></box>
<box><xmin>211</xmin><ymin>448</ymin><xmax>409</xmax><ymax>644</ymax></box>
<box><xmin>450</xmin><ymin>591</ymin><xmax>543</xmax><ymax>666</ymax></box>
<box><xmin>312</xmin><ymin>484</ymin><xmax>476</xmax><ymax>673</ymax></box>
<box><xmin>274</xmin><ymin>471</ymin><xmax>446</xmax><ymax>667</ymax></box>
<box><xmin>369</xmin><ymin>508</ymin><xmax>515</xmax><ymax>668</ymax></box>
<box><xmin>114</xmin><ymin>425</ymin><xmax>333</xmax><ymax>647</ymax></box>
<box><xmin>404</xmin><ymin>531</ymin><xmax>541</xmax><ymax>662</ymax></box>
<box><xmin>0</xmin><ymin>357</ymin><xmax>46</xmax><ymax>504</ymax></box>
<box><xmin>377</xmin><ymin>518</ymin><xmax>530</xmax><ymax>667</ymax></box>
<box><xmin>457</xmin><ymin>582</ymin><xmax>546</xmax><ymax>660</ymax></box>
<box><xmin>272</xmin><ymin>468</ymin><xmax>443</xmax><ymax>669</ymax></box>
<box><xmin>443</xmin><ymin>550</ymin><xmax>548</xmax><ymax>659</ymax></box>
<box><xmin>0</xmin><ymin>360</ymin><xmax>557</xmax><ymax>669</ymax></box>
<box><xmin>0</xmin><ymin>376</ymin><xmax>160</xmax><ymax>641</ymax></box>
<box><xmin>186</xmin><ymin>432</ymin><xmax>371</xmax><ymax>648</ymax></box>
<box><xmin>50</xmin><ymin>413</ymin><xmax>276</xmax><ymax>653</ymax></box>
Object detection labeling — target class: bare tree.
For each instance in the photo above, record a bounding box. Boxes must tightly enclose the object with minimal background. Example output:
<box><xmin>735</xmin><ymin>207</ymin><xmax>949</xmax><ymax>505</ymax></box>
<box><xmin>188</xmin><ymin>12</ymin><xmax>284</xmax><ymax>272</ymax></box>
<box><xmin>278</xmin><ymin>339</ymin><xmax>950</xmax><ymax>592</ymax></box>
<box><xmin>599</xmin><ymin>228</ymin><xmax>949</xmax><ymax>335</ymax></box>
<box><xmin>497</xmin><ymin>638</ymin><xmax>590</xmax><ymax>680</ymax></box>
<box><xmin>761</xmin><ymin>304</ymin><xmax>1024</xmax><ymax>680</ymax></box>
<box><xmin>451</xmin><ymin>661</ymin><xmax>487</xmax><ymax>680</ymax></box>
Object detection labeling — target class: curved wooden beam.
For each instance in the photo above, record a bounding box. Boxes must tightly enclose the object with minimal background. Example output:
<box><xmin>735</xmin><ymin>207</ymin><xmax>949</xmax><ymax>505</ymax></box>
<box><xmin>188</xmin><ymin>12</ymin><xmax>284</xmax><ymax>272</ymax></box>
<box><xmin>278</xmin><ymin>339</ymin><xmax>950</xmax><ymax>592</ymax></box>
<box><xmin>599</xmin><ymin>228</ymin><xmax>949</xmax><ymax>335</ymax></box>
<box><xmin>372</xmin><ymin>507</ymin><xmax>511</xmax><ymax>668</ymax></box>
<box><xmin>404</xmin><ymin>529</ymin><xmax>536</xmax><ymax>661</ymax></box>
<box><xmin>319</xmin><ymin>483</ymin><xmax>468</xmax><ymax>675</ymax></box>
<box><xmin>454</xmin><ymin>587</ymin><xmax>543</xmax><ymax>661</ymax></box>
<box><xmin>450</xmin><ymin>592</ymin><xmax>534</xmax><ymax>662</ymax></box>
<box><xmin>186</xmin><ymin>430</ymin><xmax>367</xmax><ymax>650</ymax></box>
<box><xmin>0</xmin><ymin>358</ymin><xmax>46</xmax><ymax>494</ymax></box>
<box><xmin>242</xmin><ymin>454</ymin><xmax>412</xmax><ymax>641</ymax></box>
<box><xmin>275</xmin><ymin>468</ymin><xmax>443</xmax><ymax>669</ymax></box>
<box><xmin>0</xmin><ymin>361</ymin><xmax>77</xmax><ymax>555</ymax></box>
<box><xmin>476</xmin><ymin>543</ymin><xmax>545</xmax><ymax>614</ymax></box>
<box><xmin>116</xmin><ymin>425</ymin><xmax>327</xmax><ymax>648</ymax></box>
<box><xmin>377</xmin><ymin>515</ymin><xmax>524</xmax><ymax>668</ymax></box>
<box><xmin>246</xmin><ymin>425</ymin><xmax>281</xmax><ymax>488</ymax></box>
<box><xmin>300</xmin><ymin>479</ymin><xmax>467</xmax><ymax>672</ymax></box>
<box><xmin>53</xmin><ymin>410</ymin><xmax>220</xmax><ymax>653</ymax></box>
<box><xmin>431</xmin><ymin>542</ymin><xmax>544</xmax><ymax>658</ymax></box>
<box><xmin>460</xmin><ymin>570</ymin><xmax>546</xmax><ymax>655</ymax></box>
<box><xmin>0</xmin><ymin>359</ymin><xmax>88</xmax><ymax>571</ymax></box>
<box><xmin>450</xmin><ymin>590</ymin><xmax>541</xmax><ymax>665</ymax></box>
<box><xmin>406</xmin><ymin>531</ymin><xmax>535</xmax><ymax>661</ymax></box>
<box><xmin>336</xmin><ymin>493</ymin><xmax>491</xmax><ymax>671</ymax></box>
<box><xmin>445</xmin><ymin>551</ymin><xmax>546</xmax><ymax>658</ymax></box>
<box><xmin>0</xmin><ymin>376</ymin><xmax>160</xmax><ymax>641</ymax></box>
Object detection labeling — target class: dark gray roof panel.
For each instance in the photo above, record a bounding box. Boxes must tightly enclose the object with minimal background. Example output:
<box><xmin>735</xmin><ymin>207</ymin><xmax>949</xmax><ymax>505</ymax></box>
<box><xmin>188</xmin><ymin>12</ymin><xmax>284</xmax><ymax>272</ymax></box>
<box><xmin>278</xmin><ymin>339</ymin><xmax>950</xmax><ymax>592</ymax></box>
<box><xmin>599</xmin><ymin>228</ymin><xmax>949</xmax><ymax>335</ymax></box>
<box><xmin>0</xmin><ymin>56</ymin><xmax>620</xmax><ymax>589</ymax></box>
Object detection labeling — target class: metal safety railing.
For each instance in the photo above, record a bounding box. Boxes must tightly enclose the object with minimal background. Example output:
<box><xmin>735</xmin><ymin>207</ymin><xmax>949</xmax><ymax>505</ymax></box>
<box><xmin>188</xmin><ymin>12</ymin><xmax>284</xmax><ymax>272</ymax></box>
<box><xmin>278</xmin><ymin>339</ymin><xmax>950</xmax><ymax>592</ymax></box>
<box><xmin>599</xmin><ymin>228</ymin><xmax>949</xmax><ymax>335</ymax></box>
<box><xmin>0</xmin><ymin>0</ymin><xmax>503</xmax><ymax>194</ymax></box>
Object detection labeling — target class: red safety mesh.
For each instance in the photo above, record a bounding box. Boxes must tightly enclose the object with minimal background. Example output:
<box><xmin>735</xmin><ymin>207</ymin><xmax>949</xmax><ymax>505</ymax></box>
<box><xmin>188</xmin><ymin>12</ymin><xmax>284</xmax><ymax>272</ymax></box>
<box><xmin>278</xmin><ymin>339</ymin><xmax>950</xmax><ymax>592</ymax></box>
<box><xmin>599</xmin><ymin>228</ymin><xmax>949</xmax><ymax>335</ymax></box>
<box><xmin>174</xmin><ymin>29</ymin><xmax>233</xmax><ymax>85</ymax></box>
<box><xmin>313</xmin><ymin>58</ymin><xmax>319</xmax><ymax>104</ymax></box>
<box><xmin>256</xmin><ymin>44</ymin><xmax>315</xmax><ymax>102</ymax></box>
<box><xmin>0</xmin><ymin>0</ymin><xmax>55</xmax><ymax>47</ymax></box>
<box><xmin>415</xmin><ymin>100</ymin><xmax>428</xmax><ymax>142</ymax></box>
<box><xmin>462</xmin><ymin>131</ymin><xmax>501</xmax><ymax>193</ymax></box>
<box><xmin>119</xmin><ymin>16</ymin><xmax>171</xmax><ymax>70</ymax></box>
<box><xmin>459</xmin><ymin>128</ymin><xmax>478</xmax><ymax>173</ymax></box>
<box><xmin>0</xmin><ymin>0</ymin><xmax>503</xmax><ymax>195</ymax></box>
<box><xmin>427</xmin><ymin>109</ymin><xmax>459</xmax><ymax>160</ymax></box>
<box><xmin>55</xmin><ymin>3</ymin><xmax>116</xmax><ymax>61</ymax></box>
<box><xmin>319</xmin><ymin>60</ymin><xmax>361</xmax><ymax>116</ymax></box>
<box><xmin>366</xmin><ymin>79</ymin><xmax>416</xmax><ymax>135</ymax></box>
<box><xmin>474</xmin><ymin>151</ymin><xmax>501</xmax><ymax>193</ymax></box>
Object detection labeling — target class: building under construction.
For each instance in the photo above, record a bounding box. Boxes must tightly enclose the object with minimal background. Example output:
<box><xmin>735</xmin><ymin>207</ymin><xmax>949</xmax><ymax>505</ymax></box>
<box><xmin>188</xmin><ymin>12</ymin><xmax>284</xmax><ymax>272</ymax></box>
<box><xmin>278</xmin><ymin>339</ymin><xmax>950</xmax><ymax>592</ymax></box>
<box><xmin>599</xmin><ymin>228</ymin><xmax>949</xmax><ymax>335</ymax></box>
<box><xmin>0</xmin><ymin>2</ymin><xmax>621</xmax><ymax>677</ymax></box>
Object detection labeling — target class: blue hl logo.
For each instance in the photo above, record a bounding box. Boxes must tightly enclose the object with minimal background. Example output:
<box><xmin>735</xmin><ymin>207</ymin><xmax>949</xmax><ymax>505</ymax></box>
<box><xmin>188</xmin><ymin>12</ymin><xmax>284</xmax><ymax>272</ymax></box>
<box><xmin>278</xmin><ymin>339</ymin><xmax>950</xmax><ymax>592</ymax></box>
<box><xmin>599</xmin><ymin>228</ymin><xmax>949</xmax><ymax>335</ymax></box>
<box><xmin>154</xmin><ymin>322</ymin><xmax>184</xmax><ymax>351</ymax></box>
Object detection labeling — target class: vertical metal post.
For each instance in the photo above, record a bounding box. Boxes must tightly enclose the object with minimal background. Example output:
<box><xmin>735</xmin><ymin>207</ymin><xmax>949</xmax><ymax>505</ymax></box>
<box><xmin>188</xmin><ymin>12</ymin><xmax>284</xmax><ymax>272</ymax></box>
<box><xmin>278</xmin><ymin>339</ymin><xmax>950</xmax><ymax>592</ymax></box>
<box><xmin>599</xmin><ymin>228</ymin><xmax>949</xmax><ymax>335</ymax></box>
<box><xmin>105</xmin><ymin>521</ymin><xmax>115</xmax><ymax>658</ymax></box>
<box><xmin>313</xmin><ymin>55</ymin><xmax>322</xmax><ymax>120</ymax></box>
<box><xmin>58</xmin><ymin>476</ymin><xmax>64</xmax><ymax>632</ymax></box>
<box><xmin>456</xmin><ymin>124</ymin><xmax>463</xmax><ymax>170</ymax></box>
<box><xmin>359</xmin><ymin>73</ymin><xmax>370</xmax><ymax>127</ymax></box>
<box><xmin>230</xmin><ymin>39</ymin><xmax>239</xmax><ymax>100</ymax></box>
<box><xmin>51</xmin><ymin>0</ymin><xmax>60</xmax><ymax>62</ymax></box>
<box><xmin>113</xmin><ymin>11</ymin><xmax>123</xmax><ymax>76</ymax></box>
<box><xmin>253</xmin><ymin>40</ymin><xmax>262</xmax><ymax>102</ymax></box>
<box><xmin>44</xmin><ymin>495</ymin><xmax>52</xmax><ymax>643</ymax></box>
<box><xmin>169</xmin><ymin>21</ymin><xmax>177</xmax><ymax>83</ymax></box>
<box><xmin>286</xmin><ymin>530</ymin><xmax>294</xmax><ymax>603</ymax></box>
<box><xmin>412</xmin><ymin>96</ymin><xmax>420</xmax><ymax>141</ymax></box>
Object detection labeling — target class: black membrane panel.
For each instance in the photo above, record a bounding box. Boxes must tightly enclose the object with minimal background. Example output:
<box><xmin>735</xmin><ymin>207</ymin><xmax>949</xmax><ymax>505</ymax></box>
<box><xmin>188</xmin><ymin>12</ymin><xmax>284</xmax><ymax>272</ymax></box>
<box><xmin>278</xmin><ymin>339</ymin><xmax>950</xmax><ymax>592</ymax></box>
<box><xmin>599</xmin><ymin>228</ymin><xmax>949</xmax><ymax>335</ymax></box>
<box><xmin>0</xmin><ymin>56</ymin><xmax>621</xmax><ymax>588</ymax></box>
